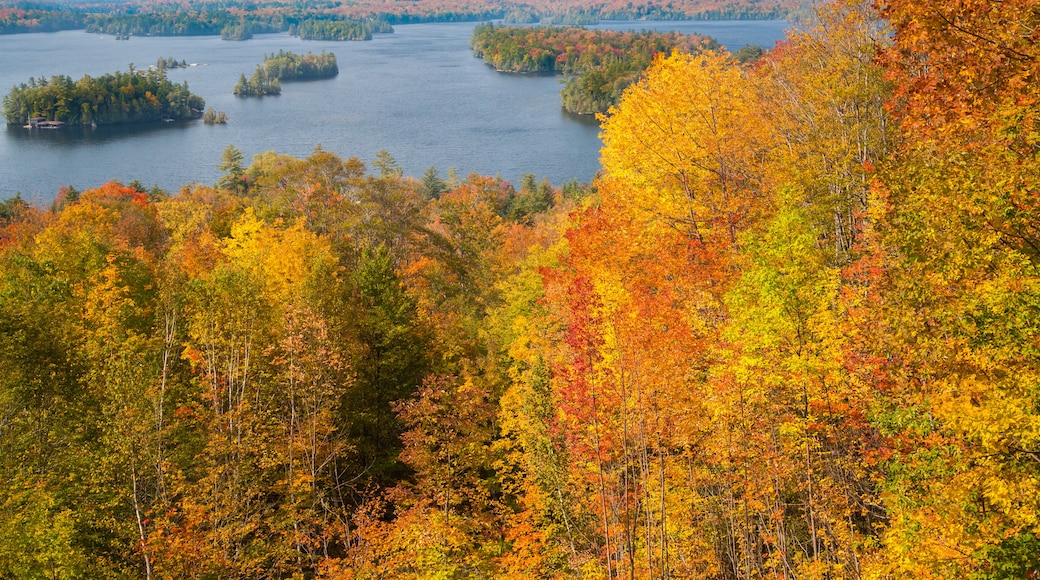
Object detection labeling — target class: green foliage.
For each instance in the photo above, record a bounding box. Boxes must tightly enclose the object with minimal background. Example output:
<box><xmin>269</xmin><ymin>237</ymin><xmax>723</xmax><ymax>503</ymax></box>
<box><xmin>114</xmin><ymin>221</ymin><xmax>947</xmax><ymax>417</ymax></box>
<box><xmin>0</xmin><ymin>482</ymin><xmax>88</xmax><ymax>579</ymax></box>
<box><xmin>202</xmin><ymin>107</ymin><xmax>228</xmax><ymax>124</ymax></box>
<box><xmin>0</xmin><ymin>6</ymin><xmax>85</xmax><ymax>34</ymax></box>
<box><xmin>373</xmin><ymin>149</ymin><xmax>402</xmax><ymax>178</ymax></box>
<box><xmin>421</xmin><ymin>166</ymin><xmax>448</xmax><ymax>200</ymax></box>
<box><xmin>262</xmin><ymin>50</ymin><xmax>338</xmax><ymax>81</ymax></box>
<box><xmin>506</xmin><ymin>174</ymin><xmax>555</xmax><ymax>223</ymax></box>
<box><xmin>560</xmin><ymin>59</ymin><xmax>640</xmax><ymax>115</ymax></box>
<box><xmin>289</xmin><ymin>17</ymin><xmax>390</xmax><ymax>41</ymax></box>
<box><xmin>972</xmin><ymin>532</ymin><xmax>1040</xmax><ymax>580</ymax></box>
<box><xmin>2</xmin><ymin>66</ymin><xmax>204</xmax><ymax>126</ymax></box>
<box><xmin>84</xmin><ymin>10</ymin><xmax>282</xmax><ymax>37</ymax></box>
<box><xmin>0</xmin><ymin>194</ymin><xmax>29</xmax><ymax>221</ymax></box>
<box><xmin>733</xmin><ymin>43</ymin><xmax>764</xmax><ymax>63</ymax></box>
<box><xmin>501</xmin><ymin>8</ymin><xmax>539</xmax><ymax>23</ymax></box>
<box><xmin>0</xmin><ymin>0</ymin><xmax>798</xmax><ymax>39</ymax></box>
<box><xmin>217</xmin><ymin>145</ymin><xmax>246</xmax><ymax>193</ymax></box>
<box><xmin>5</xmin><ymin>0</ymin><xmax>1040</xmax><ymax>576</ymax></box>
<box><xmin>540</xmin><ymin>10</ymin><xmax>599</xmax><ymax>24</ymax></box>
<box><xmin>233</xmin><ymin>65</ymin><xmax>281</xmax><ymax>96</ymax></box>
<box><xmin>155</xmin><ymin>56</ymin><xmax>187</xmax><ymax>71</ymax></box>
<box><xmin>343</xmin><ymin>244</ymin><xmax>432</xmax><ymax>483</ymax></box>
<box><xmin>220</xmin><ymin>21</ymin><xmax>252</xmax><ymax>40</ymax></box>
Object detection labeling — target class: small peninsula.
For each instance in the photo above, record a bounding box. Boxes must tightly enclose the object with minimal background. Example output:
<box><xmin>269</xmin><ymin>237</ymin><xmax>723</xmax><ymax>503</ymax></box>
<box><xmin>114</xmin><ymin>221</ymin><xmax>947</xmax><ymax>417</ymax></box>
<box><xmin>234</xmin><ymin>67</ymin><xmax>281</xmax><ymax>96</ymax></box>
<box><xmin>471</xmin><ymin>24</ymin><xmax>718</xmax><ymax>114</ymax></box>
<box><xmin>2</xmin><ymin>66</ymin><xmax>205</xmax><ymax>126</ymax></box>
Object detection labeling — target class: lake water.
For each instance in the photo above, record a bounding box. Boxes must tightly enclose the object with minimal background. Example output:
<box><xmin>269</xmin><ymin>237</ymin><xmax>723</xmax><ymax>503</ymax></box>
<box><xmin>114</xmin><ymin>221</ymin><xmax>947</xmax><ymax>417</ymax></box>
<box><xmin>0</xmin><ymin>20</ymin><xmax>789</xmax><ymax>203</ymax></box>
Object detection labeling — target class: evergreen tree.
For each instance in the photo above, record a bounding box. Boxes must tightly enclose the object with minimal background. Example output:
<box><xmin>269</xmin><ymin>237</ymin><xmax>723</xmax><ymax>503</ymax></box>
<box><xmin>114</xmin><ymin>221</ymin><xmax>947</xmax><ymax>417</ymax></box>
<box><xmin>421</xmin><ymin>166</ymin><xmax>447</xmax><ymax>200</ymax></box>
<box><xmin>217</xmin><ymin>144</ymin><xmax>246</xmax><ymax>194</ymax></box>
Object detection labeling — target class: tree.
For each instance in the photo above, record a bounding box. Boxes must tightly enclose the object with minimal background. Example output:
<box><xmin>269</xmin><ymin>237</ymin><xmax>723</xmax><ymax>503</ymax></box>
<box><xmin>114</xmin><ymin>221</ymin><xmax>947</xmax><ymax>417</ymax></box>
<box><xmin>420</xmin><ymin>166</ymin><xmax>447</xmax><ymax>200</ymax></box>
<box><xmin>373</xmin><ymin>149</ymin><xmax>402</xmax><ymax>179</ymax></box>
<box><xmin>600</xmin><ymin>49</ymin><xmax>772</xmax><ymax>249</ymax></box>
<box><xmin>865</xmin><ymin>0</ymin><xmax>1040</xmax><ymax>575</ymax></box>
<box><xmin>217</xmin><ymin>144</ymin><xmax>246</xmax><ymax>194</ymax></box>
<box><xmin>341</xmin><ymin>245</ymin><xmax>431</xmax><ymax>485</ymax></box>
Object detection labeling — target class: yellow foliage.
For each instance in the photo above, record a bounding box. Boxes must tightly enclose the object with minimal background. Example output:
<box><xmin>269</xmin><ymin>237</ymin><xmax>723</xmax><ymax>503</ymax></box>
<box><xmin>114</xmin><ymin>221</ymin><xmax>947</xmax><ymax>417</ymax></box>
<box><xmin>600</xmin><ymin>50</ymin><xmax>773</xmax><ymax>247</ymax></box>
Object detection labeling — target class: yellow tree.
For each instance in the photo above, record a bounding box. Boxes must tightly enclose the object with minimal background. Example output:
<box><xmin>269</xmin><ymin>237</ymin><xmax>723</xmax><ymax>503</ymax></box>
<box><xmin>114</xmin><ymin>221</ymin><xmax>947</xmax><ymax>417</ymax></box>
<box><xmin>0</xmin><ymin>183</ymin><xmax>176</xmax><ymax>578</ymax></box>
<box><xmin>526</xmin><ymin>48</ymin><xmax>775</xmax><ymax>578</ymax></box>
<box><xmin>708</xmin><ymin>4</ymin><xmax>893</xmax><ymax>577</ymax></box>
<box><xmin>599</xmin><ymin>49</ymin><xmax>774</xmax><ymax>249</ymax></box>
<box><xmin>755</xmin><ymin>0</ymin><xmax>891</xmax><ymax>261</ymax></box>
<box><xmin>866</xmin><ymin>0</ymin><xmax>1040</xmax><ymax>576</ymax></box>
<box><xmin>156</xmin><ymin>209</ymin><xmax>355</xmax><ymax>577</ymax></box>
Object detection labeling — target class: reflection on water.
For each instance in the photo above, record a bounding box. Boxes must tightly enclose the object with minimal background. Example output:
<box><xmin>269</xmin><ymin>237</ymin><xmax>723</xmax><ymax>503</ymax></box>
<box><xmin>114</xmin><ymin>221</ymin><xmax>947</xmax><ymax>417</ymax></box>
<box><xmin>7</xmin><ymin>120</ymin><xmax>197</xmax><ymax>146</ymax></box>
<box><xmin>563</xmin><ymin>111</ymin><xmax>603</xmax><ymax>127</ymax></box>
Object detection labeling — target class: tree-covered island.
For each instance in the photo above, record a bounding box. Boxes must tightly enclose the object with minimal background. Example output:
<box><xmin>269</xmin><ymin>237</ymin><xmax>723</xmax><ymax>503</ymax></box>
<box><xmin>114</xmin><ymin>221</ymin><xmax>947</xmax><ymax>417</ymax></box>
<box><xmin>155</xmin><ymin>56</ymin><xmax>188</xmax><ymax>71</ymax></box>
<box><xmin>2</xmin><ymin>66</ymin><xmax>205</xmax><ymax>126</ymax></box>
<box><xmin>263</xmin><ymin>50</ymin><xmax>339</xmax><ymax>81</ymax></box>
<box><xmin>470</xmin><ymin>23</ymin><xmax>717</xmax><ymax>114</ymax></box>
<box><xmin>234</xmin><ymin>51</ymin><xmax>338</xmax><ymax>96</ymax></box>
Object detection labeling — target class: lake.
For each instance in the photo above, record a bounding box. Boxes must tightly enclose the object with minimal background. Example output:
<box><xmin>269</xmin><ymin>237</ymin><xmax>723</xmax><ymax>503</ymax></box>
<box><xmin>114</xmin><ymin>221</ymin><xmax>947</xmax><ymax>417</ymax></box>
<box><xmin>0</xmin><ymin>20</ymin><xmax>789</xmax><ymax>203</ymax></box>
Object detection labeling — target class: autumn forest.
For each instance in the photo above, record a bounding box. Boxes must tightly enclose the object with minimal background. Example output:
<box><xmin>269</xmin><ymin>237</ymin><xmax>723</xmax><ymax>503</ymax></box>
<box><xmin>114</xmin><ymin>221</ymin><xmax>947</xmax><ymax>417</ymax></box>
<box><xmin>1</xmin><ymin>0</ymin><xmax>1039</xmax><ymax>578</ymax></box>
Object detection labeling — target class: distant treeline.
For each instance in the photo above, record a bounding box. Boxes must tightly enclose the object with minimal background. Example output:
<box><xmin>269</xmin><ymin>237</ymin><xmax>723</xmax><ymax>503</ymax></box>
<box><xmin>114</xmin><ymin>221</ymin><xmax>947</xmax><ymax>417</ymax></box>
<box><xmin>2</xmin><ymin>66</ymin><xmax>205</xmax><ymax>126</ymax></box>
<box><xmin>0</xmin><ymin>0</ymin><xmax>799</xmax><ymax>36</ymax></box>
<box><xmin>80</xmin><ymin>11</ymin><xmax>391</xmax><ymax>40</ymax></box>
<box><xmin>500</xmin><ymin>9</ymin><xmax>600</xmax><ymax>25</ymax></box>
<box><xmin>289</xmin><ymin>17</ymin><xmax>392</xmax><ymax>40</ymax></box>
<box><xmin>0</xmin><ymin>5</ymin><xmax>85</xmax><ymax>33</ymax></box>
<box><xmin>82</xmin><ymin>11</ymin><xmax>276</xmax><ymax>37</ymax></box>
<box><xmin>470</xmin><ymin>23</ymin><xmax>718</xmax><ymax>114</ymax></box>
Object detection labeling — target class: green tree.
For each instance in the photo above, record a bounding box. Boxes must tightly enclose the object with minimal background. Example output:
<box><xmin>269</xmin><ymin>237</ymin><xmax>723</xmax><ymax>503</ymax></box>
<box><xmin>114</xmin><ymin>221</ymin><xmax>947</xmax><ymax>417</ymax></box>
<box><xmin>217</xmin><ymin>144</ymin><xmax>246</xmax><ymax>194</ymax></box>
<box><xmin>343</xmin><ymin>245</ymin><xmax>431</xmax><ymax>484</ymax></box>
<box><xmin>373</xmin><ymin>149</ymin><xmax>402</xmax><ymax>179</ymax></box>
<box><xmin>421</xmin><ymin>166</ymin><xmax>447</xmax><ymax>200</ymax></box>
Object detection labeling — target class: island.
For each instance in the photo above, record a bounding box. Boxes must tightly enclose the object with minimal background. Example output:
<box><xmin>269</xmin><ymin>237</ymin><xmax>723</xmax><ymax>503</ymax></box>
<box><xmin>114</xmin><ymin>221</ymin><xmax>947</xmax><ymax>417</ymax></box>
<box><xmin>263</xmin><ymin>50</ymin><xmax>339</xmax><ymax>81</ymax></box>
<box><xmin>2</xmin><ymin>66</ymin><xmax>205</xmax><ymax>127</ymax></box>
<box><xmin>234</xmin><ymin>51</ymin><xmax>338</xmax><ymax>96</ymax></box>
<box><xmin>203</xmin><ymin>107</ymin><xmax>228</xmax><ymax>124</ymax></box>
<box><xmin>155</xmin><ymin>57</ymin><xmax>189</xmax><ymax>71</ymax></box>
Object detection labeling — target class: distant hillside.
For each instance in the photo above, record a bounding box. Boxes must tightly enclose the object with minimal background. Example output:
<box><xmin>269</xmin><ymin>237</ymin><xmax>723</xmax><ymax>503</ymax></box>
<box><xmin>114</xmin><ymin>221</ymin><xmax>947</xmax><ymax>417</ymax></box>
<box><xmin>327</xmin><ymin>0</ymin><xmax>804</xmax><ymax>21</ymax></box>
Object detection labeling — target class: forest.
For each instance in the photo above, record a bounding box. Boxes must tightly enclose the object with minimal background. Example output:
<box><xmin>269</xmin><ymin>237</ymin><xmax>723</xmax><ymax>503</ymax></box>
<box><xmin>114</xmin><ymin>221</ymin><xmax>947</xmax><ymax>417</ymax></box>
<box><xmin>470</xmin><ymin>24</ymin><xmax>718</xmax><ymax>114</ymax></box>
<box><xmin>289</xmin><ymin>18</ymin><xmax>393</xmax><ymax>41</ymax></box>
<box><xmin>2</xmin><ymin>0</ymin><xmax>1040</xmax><ymax>578</ymax></box>
<box><xmin>1</xmin><ymin>66</ymin><xmax>205</xmax><ymax>126</ymax></box>
<box><xmin>82</xmin><ymin>11</ymin><xmax>274</xmax><ymax>38</ymax></box>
